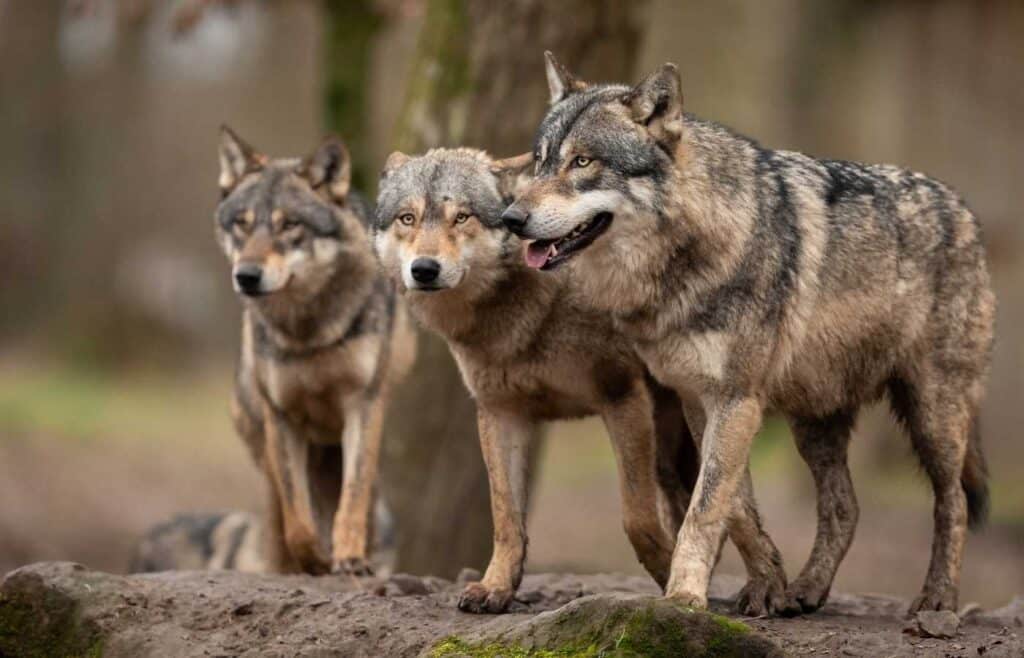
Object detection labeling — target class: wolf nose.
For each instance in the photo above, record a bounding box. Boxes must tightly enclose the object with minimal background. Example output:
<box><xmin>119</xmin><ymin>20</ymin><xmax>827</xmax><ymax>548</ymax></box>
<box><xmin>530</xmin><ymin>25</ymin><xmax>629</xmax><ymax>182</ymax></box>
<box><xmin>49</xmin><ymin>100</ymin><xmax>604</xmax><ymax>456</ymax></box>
<box><xmin>410</xmin><ymin>258</ymin><xmax>441</xmax><ymax>284</ymax></box>
<box><xmin>234</xmin><ymin>264</ymin><xmax>263</xmax><ymax>295</ymax></box>
<box><xmin>501</xmin><ymin>205</ymin><xmax>530</xmax><ymax>235</ymax></box>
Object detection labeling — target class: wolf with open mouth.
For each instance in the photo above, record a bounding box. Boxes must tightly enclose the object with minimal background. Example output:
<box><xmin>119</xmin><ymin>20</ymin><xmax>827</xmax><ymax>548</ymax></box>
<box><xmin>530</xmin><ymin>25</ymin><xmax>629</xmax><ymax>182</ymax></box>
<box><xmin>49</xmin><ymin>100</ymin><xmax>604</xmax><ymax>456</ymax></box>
<box><xmin>373</xmin><ymin>147</ymin><xmax>788</xmax><ymax>616</ymax></box>
<box><xmin>505</xmin><ymin>52</ymin><xmax>994</xmax><ymax>617</ymax></box>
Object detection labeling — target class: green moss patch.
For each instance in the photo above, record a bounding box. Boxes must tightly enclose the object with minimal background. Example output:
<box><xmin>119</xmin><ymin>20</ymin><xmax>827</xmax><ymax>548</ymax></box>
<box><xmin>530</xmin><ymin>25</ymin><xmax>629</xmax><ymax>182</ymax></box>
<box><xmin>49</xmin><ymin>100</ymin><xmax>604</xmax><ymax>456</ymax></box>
<box><xmin>429</xmin><ymin>595</ymin><xmax>782</xmax><ymax>658</ymax></box>
<box><xmin>0</xmin><ymin>570</ymin><xmax>103</xmax><ymax>658</ymax></box>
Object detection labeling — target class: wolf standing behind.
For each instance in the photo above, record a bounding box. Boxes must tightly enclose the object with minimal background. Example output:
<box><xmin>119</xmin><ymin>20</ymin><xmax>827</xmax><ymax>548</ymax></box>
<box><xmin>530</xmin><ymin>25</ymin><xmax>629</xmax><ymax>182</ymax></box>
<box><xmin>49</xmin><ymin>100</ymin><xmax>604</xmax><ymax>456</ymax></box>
<box><xmin>215</xmin><ymin>128</ymin><xmax>415</xmax><ymax>575</ymax></box>
<box><xmin>505</xmin><ymin>53</ymin><xmax>994</xmax><ymax>615</ymax></box>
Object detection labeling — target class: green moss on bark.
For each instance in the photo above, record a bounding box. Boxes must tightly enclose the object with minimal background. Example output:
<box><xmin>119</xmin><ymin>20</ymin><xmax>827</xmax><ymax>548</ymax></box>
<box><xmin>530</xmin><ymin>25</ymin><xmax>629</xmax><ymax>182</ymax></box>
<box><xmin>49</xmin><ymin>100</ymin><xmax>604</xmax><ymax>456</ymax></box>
<box><xmin>322</xmin><ymin>0</ymin><xmax>383</xmax><ymax>192</ymax></box>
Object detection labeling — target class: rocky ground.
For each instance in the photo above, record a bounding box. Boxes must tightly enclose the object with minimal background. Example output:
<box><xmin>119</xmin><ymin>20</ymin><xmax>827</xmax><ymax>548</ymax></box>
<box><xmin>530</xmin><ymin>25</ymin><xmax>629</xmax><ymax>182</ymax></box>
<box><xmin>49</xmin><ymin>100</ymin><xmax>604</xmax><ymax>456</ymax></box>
<box><xmin>1</xmin><ymin>563</ymin><xmax>1022</xmax><ymax>657</ymax></box>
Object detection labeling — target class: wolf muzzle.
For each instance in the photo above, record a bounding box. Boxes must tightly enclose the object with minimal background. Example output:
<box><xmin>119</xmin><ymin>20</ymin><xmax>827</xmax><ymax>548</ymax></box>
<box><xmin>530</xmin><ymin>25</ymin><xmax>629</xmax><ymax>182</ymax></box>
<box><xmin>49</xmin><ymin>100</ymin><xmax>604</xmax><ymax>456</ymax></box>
<box><xmin>233</xmin><ymin>263</ymin><xmax>263</xmax><ymax>296</ymax></box>
<box><xmin>500</xmin><ymin>204</ymin><xmax>530</xmax><ymax>236</ymax></box>
<box><xmin>410</xmin><ymin>257</ymin><xmax>441</xmax><ymax>285</ymax></box>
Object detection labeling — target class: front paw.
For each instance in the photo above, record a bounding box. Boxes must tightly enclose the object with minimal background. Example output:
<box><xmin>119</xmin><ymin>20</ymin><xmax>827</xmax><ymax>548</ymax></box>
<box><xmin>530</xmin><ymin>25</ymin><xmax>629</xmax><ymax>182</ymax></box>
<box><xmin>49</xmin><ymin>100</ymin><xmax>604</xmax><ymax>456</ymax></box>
<box><xmin>781</xmin><ymin>576</ymin><xmax>830</xmax><ymax>616</ymax></box>
<box><xmin>908</xmin><ymin>586</ymin><xmax>957</xmax><ymax>615</ymax></box>
<box><xmin>332</xmin><ymin>556</ymin><xmax>374</xmax><ymax>577</ymax></box>
<box><xmin>457</xmin><ymin>582</ymin><xmax>513</xmax><ymax>614</ymax></box>
<box><xmin>665</xmin><ymin>587</ymin><xmax>708</xmax><ymax>610</ymax></box>
<box><xmin>736</xmin><ymin>571</ymin><xmax>787</xmax><ymax>617</ymax></box>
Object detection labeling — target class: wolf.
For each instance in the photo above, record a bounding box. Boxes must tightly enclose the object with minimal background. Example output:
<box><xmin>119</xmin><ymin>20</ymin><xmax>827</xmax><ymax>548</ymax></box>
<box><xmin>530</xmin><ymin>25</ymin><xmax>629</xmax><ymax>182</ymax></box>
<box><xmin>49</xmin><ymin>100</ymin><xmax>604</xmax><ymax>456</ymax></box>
<box><xmin>373</xmin><ymin>147</ymin><xmax>789</xmax><ymax>615</ymax></box>
<box><xmin>130</xmin><ymin>512</ymin><xmax>265</xmax><ymax>573</ymax></box>
<box><xmin>130</xmin><ymin>504</ymin><xmax>397</xmax><ymax>574</ymax></box>
<box><xmin>215</xmin><ymin>127</ymin><xmax>416</xmax><ymax>575</ymax></box>
<box><xmin>503</xmin><ymin>53</ymin><xmax>994</xmax><ymax>615</ymax></box>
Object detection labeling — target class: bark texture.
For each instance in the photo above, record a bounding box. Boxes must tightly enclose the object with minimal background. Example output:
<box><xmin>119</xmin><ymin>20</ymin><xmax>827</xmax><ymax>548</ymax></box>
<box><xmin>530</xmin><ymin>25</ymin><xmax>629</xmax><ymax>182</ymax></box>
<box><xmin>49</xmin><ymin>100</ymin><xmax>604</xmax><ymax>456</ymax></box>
<box><xmin>382</xmin><ymin>0</ymin><xmax>650</xmax><ymax>578</ymax></box>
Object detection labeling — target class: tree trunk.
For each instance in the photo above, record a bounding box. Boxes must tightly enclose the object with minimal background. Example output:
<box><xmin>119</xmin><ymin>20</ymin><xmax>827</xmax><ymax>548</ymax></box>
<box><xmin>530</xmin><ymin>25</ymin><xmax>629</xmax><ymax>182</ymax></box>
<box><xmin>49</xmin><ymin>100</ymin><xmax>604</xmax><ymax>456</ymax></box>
<box><xmin>381</xmin><ymin>0</ymin><xmax>649</xmax><ymax>578</ymax></box>
<box><xmin>321</xmin><ymin>0</ymin><xmax>385</xmax><ymax>192</ymax></box>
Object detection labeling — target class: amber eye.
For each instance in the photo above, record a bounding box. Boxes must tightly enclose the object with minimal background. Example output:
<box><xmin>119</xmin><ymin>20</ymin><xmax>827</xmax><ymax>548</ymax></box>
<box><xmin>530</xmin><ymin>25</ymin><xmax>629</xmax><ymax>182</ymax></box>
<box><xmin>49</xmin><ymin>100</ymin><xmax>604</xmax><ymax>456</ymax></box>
<box><xmin>572</xmin><ymin>156</ymin><xmax>592</xmax><ymax>168</ymax></box>
<box><xmin>455</xmin><ymin>212</ymin><xmax>471</xmax><ymax>224</ymax></box>
<box><xmin>398</xmin><ymin>213</ymin><xmax>415</xmax><ymax>226</ymax></box>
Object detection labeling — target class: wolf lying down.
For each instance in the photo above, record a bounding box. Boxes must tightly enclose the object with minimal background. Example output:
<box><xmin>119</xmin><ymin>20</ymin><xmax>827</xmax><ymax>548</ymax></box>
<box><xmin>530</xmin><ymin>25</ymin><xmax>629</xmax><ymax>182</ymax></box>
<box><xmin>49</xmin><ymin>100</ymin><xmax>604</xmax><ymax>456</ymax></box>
<box><xmin>500</xmin><ymin>53</ymin><xmax>994</xmax><ymax>616</ymax></box>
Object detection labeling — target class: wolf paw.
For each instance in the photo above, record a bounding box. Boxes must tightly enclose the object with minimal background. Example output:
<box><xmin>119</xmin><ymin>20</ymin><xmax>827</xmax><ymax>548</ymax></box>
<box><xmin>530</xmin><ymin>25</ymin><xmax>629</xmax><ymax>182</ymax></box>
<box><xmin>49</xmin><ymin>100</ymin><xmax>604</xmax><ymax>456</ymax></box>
<box><xmin>457</xmin><ymin>582</ymin><xmax>513</xmax><ymax>614</ymax></box>
<box><xmin>331</xmin><ymin>556</ymin><xmax>374</xmax><ymax>577</ymax></box>
<box><xmin>908</xmin><ymin>587</ymin><xmax>957</xmax><ymax>615</ymax></box>
<box><xmin>665</xmin><ymin>588</ymin><xmax>707</xmax><ymax>610</ymax></box>
<box><xmin>781</xmin><ymin>577</ymin><xmax>831</xmax><ymax>616</ymax></box>
<box><xmin>736</xmin><ymin>572</ymin><xmax>787</xmax><ymax>617</ymax></box>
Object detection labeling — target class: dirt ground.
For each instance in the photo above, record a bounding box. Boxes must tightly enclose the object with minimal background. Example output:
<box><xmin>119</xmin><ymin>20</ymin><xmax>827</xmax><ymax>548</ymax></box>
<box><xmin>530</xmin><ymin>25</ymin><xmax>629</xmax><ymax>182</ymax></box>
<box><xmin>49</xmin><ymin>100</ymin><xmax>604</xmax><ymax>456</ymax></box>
<box><xmin>1</xmin><ymin>563</ymin><xmax>1021</xmax><ymax>657</ymax></box>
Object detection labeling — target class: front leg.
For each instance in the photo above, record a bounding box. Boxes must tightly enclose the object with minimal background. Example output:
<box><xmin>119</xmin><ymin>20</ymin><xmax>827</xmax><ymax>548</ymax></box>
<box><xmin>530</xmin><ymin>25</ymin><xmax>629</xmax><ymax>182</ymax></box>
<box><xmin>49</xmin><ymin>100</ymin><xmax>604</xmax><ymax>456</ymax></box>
<box><xmin>602</xmin><ymin>387</ymin><xmax>677</xmax><ymax>589</ymax></box>
<box><xmin>331</xmin><ymin>390</ymin><xmax>388</xmax><ymax>576</ymax></box>
<box><xmin>667</xmin><ymin>395</ymin><xmax>763</xmax><ymax>609</ymax></box>
<box><xmin>263</xmin><ymin>401</ymin><xmax>330</xmax><ymax>574</ymax></box>
<box><xmin>458</xmin><ymin>409</ymin><xmax>533</xmax><ymax>614</ymax></box>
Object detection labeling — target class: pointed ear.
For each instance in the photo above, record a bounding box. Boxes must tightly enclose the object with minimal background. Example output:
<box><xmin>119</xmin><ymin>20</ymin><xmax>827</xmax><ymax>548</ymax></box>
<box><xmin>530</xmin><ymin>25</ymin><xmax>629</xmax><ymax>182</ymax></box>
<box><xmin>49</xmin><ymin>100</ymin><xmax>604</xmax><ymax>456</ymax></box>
<box><xmin>380</xmin><ymin>151</ymin><xmax>411</xmax><ymax>180</ymax></box>
<box><xmin>544</xmin><ymin>51</ymin><xmax>586</xmax><ymax>104</ymax></box>
<box><xmin>302</xmin><ymin>136</ymin><xmax>351</xmax><ymax>202</ymax></box>
<box><xmin>219</xmin><ymin>125</ymin><xmax>264</xmax><ymax>195</ymax></box>
<box><xmin>490</xmin><ymin>152</ymin><xmax>534</xmax><ymax>202</ymax></box>
<box><xmin>623</xmin><ymin>63</ymin><xmax>685</xmax><ymax>151</ymax></box>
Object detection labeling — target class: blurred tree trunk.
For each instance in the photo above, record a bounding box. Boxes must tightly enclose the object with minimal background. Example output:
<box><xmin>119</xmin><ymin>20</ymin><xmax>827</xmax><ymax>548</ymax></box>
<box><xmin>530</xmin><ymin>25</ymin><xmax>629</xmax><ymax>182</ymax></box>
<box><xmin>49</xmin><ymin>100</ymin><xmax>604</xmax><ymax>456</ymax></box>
<box><xmin>380</xmin><ymin>0</ymin><xmax>649</xmax><ymax>578</ymax></box>
<box><xmin>322</xmin><ymin>0</ymin><xmax>384</xmax><ymax>192</ymax></box>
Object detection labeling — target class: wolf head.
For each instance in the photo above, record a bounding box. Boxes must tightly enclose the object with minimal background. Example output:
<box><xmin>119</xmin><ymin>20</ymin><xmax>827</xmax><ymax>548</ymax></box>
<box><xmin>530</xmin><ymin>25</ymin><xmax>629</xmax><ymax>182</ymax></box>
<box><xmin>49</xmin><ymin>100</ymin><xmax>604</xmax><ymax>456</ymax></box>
<box><xmin>215</xmin><ymin>126</ymin><xmax>359</xmax><ymax>301</ymax></box>
<box><xmin>373</xmin><ymin>148</ymin><xmax>531</xmax><ymax>295</ymax></box>
<box><xmin>502</xmin><ymin>52</ymin><xmax>685</xmax><ymax>272</ymax></box>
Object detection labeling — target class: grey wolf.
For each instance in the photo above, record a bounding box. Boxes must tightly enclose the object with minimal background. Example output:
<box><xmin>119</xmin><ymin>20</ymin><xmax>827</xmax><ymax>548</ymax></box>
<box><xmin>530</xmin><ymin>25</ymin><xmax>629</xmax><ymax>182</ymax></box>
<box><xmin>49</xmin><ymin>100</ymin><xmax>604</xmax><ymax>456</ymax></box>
<box><xmin>504</xmin><ymin>53</ymin><xmax>994</xmax><ymax>615</ymax></box>
<box><xmin>130</xmin><ymin>504</ymin><xmax>397</xmax><ymax>574</ymax></box>
<box><xmin>215</xmin><ymin>127</ymin><xmax>416</xmax><ymax>575</ymax></box>
<box><xmin>130</xmin><ymin>512</ymin><xmax>265</xmax><ymax>573</ymax></box>
<box><xmin>373</xmin><ymin>148</ymin><xmax>787</xmax><ymax>615</ymax></box>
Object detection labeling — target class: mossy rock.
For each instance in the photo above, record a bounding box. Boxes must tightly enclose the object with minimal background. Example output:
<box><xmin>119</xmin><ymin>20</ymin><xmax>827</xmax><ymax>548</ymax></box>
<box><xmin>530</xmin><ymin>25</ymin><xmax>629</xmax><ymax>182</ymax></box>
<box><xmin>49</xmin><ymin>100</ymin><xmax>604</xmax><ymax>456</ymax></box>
<box><xmin>426</xmin><ymin>594</ymin><xmax>784</xmax><ymax>657</ymax></box>
<box><xmin>0</xmin><ymin>565</ymin><xmax>103</xmax><ymax>658</ymax></box>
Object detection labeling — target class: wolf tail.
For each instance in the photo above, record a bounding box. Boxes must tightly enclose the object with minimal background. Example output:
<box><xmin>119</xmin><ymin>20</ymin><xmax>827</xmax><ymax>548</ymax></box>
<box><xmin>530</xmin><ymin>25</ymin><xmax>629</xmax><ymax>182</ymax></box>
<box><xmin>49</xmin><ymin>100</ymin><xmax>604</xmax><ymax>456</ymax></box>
<box><xmin>962</xmin><ymin>413</ymin><xmax>990</xmax><ymax>530</ymax></box>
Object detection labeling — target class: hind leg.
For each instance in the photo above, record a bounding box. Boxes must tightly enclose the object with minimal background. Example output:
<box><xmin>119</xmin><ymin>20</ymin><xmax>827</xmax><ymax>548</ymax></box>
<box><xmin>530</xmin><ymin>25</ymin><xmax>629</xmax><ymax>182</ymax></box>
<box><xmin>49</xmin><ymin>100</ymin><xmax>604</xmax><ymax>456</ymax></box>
<box><xmin>891</xmin><ymin>374</ymin><xmax>972</xmax><ymax>613</ymax></box>
<box><xmin>782</xmin><ymin>411</ymin><xmax>858</xmax><ymax>615</ymax></box>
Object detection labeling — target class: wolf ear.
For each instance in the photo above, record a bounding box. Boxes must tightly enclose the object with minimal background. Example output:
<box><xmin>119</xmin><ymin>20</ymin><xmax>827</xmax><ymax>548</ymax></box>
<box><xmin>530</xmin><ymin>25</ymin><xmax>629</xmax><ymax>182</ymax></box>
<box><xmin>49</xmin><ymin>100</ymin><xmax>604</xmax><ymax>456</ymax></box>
<box><xmin>624</xmin><ymin>63</ymin><xmax>684</xmax><ymax>152</ymax></box>
<box><xmin>490</xmin><ymin>152</ymin><xmax>534</xmax><ymax>202</ymax></box>
<box><xmin>219</xmin><ymin>125</ymin><xmax>264</xmax><ymax>195</ymax></box>
<box><xmin>302</xmin><ymin>136</ymin><xmax>351</xmax><ymax>202</ymax></box>
<box><xmin>544</xmin><ymin>51</ymin><xmax>586</xmax><ymax>104</ymax></box>
<box><xmin>380</xmin><ymin>151</ymin><xmax>411</xmax><ymax>180</ymax></box>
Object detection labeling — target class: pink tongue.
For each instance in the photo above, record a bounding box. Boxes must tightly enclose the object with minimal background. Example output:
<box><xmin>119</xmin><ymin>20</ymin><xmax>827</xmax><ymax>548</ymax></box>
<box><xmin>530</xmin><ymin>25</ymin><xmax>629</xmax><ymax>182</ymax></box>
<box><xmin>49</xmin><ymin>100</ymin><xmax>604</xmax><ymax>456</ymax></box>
<box><xmin>525</xmin><ymin>242</ymin><xmax>553</xmax><ymax>269</ymax></box>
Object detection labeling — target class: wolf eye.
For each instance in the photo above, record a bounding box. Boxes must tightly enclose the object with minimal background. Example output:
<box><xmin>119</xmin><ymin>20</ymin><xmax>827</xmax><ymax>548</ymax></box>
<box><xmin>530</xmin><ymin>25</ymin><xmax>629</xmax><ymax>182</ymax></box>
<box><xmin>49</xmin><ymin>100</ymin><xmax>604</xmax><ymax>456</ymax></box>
<box><xmin>572</xmin><ymin>156</ymin><xmax>592</xmax><ymax>168</ymax></box>
<box><xmin>398</xmin><ymin>213</ymin><xmax>415</xmax><ymax>226</ymax></box>
<box><xmin>455</xmin><ymin>212</ymin><xmax>471</xmax><ymax>224</ymax></box>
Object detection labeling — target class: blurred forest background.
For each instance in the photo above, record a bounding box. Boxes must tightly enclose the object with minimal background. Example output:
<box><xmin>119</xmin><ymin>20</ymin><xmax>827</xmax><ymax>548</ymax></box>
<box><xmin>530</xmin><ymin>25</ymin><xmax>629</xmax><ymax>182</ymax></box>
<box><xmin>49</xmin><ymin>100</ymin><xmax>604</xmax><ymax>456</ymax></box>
<box><xmin>1</xmin><ymin>1</ymin><xmax>1022</xmax><ymax>606</ymax></box>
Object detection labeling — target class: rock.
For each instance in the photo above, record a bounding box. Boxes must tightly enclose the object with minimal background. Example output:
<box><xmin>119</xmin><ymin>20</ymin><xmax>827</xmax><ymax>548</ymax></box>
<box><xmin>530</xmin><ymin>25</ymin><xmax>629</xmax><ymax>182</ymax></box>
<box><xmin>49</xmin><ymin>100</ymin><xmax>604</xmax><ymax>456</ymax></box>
<box><xmin>914</xmin><ymin>610</ymin><xmax>961</xmax><ymax>639</ymax></box>
<box><xmin>429</xmin><ymin>594</ymin><xmax>784</xmax><ymax>658</ymax></box>
<box><xmin>3</xmin><ymin>561</ymin><xmax>1023</xmax><ymax>657</ymax></box>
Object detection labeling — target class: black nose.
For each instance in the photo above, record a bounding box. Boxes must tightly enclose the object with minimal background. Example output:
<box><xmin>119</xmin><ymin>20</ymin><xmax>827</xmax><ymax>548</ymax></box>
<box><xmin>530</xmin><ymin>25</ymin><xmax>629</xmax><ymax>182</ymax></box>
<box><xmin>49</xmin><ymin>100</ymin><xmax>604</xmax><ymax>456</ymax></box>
<box><xmin>501</xmin><ymin>205</ymin><xmax>529</xmax><ymax>235</ymax></box>
<box><xmin>234</xmin><ymin>264</ymin><xmax>263</xmax><ymax>294</ymax></box>
<box><xmin>410</xmin><ymin>257</ymin><xmax>441</xmax><ymax>284</ymax></box>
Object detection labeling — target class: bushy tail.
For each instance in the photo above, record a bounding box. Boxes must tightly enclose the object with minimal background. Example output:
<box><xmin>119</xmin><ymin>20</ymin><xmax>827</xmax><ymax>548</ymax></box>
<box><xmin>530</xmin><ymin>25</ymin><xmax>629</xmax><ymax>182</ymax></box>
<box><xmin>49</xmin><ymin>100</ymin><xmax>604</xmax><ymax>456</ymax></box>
<box><xmin>962</xmin><ymin>414</ymin><xmax>990</xmax><ymax>530</ymax></box>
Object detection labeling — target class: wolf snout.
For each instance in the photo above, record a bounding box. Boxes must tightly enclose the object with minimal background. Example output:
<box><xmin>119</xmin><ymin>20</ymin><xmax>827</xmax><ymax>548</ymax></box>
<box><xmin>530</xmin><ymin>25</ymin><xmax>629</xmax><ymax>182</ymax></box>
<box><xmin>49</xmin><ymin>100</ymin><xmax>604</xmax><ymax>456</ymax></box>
<box><xmin>410</xmin><ymin>257</ymin><xmax>441</xmax><ymax>284</ymax></box>
<box><xmin>233</xmin><ymin>263</ymin><xmax>263</xmax><ymax>295</ymax></box>
<box><xmin>501</xmin><ymin>204</ymin><xmax>530</xmax><ymax>236</ymax></box>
